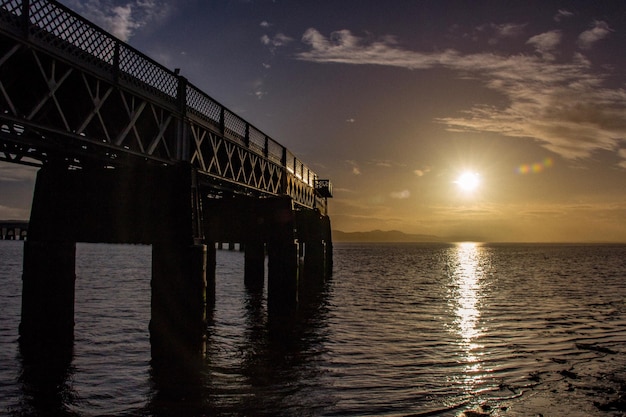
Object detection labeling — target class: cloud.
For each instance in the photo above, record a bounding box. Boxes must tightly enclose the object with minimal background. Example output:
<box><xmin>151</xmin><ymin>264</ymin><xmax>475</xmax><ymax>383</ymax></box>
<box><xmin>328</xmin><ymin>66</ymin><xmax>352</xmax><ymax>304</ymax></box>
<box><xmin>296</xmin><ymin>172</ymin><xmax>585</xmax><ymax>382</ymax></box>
<box><xmin>60</xmin><ymin>0</ymin><xmax>170</xmax><ymax>41</ymax></box>
<box><xmin>578</xmin><ymin>20</ymin><xmax>612</xmax><ymax>50</ymax></box>
<box><xmin>526</xmin><ymin>30</ymin><xmax>562</xmax><ymax>60</ymax></box>
<box><xmin>414</xmin><ymin>167</ymin><xmax>431</xmax><ymax>177</ymax></box>
<box><xmin>0</xmin><ymin>204</ymin><xmax>30</xmax><ymax>219</ymax></box>
<box><xmin>619</xmin><ymin>149</ymin><xmax>626</xmax><ymax>169</ymax></box>
<box><xmin>261</xmin><ymin>33</ymin><xmax>294</xmax><ymax>57</ymax></box>
<box><xmin>295</xmin><ymin>27</ymin><xmax>626</xmax><ymax>166</ymax></box>
<box><xmin>251</xmin><ymin>79</ymin><xmax>267</xmax><ymax>99</ymax></box>
<box><xmin>489</xmin><ymin>23</ymin><xmax>526</xmax><ymax>44</ymax></box>
<box><xmin>0</xmin><ymin>163</ymin><xmax>36</xmax><ymax>182</ymax></box>
<box><xmin>299</xmin><ymin>28</ymin><xmax>449</xmax><ymax>69</ymax></box>
<box><xmin>554</xmin><ymin>9</ymin><xmax>574</xmax><ymax>22</ymax></box>
<box><xmin>390</xmin><ymin>190</ymin><xmax>410</xmax><ymax>199</ymax></box>
<box><xmin>371</xmin><ymin>159</ymin><xmax>394</xmax><ymax>168</ymax></box>
<box><xmin>474</xmin><ymin>23</ymin><xmax>526</xmax><ymax>45</ymax></box>
<box><xmin>346</xmin><ymin>160</ymin><xmax>361</xmax><ymax>175</ymax></box>
<box><xmin>261</xmin><ymin>33</ymin><xmax>294</xmax><ymax>47</ymax></box>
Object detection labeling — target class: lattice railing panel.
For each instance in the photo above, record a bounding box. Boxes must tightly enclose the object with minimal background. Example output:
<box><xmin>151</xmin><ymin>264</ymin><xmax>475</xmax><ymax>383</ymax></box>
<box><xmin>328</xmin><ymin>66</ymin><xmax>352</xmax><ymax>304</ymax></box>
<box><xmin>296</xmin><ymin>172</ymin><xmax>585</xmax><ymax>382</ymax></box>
<box><xmin>189</xmin><ymin>125</ymin><xmax>293</xmax><ymax>198</ymax></box>
<box><xmin>186</xmin><ymin>84</ymin><xmax>221</xmax><ymax>126</ymax></box>
<box><xmin>223</xmin><ymin>109</ymin><xmax>245</xmax><ymax>143</ymax></box>
<box><xmin>0</xmin><ymin>1</ymin><xmax>21</xmax><ymax>19</ymax></box>
<box><xmin>248</xmin><ymin>125</ymin><xmax>265</xmax><ymax>152</ymax></box>
<box><xmin>28</xmin><ymin>0</ymin><xmax>116</xmax><ymax>65</ymax></box>
<box><xmin>118</xmin><ymin>45</ymin><xmax>178</xmax><ymax>100</ymax></box>
<box><xmin>267</xmin><ymin>139</ymin><xmax>283</xmax><ymax>163</ymax></box>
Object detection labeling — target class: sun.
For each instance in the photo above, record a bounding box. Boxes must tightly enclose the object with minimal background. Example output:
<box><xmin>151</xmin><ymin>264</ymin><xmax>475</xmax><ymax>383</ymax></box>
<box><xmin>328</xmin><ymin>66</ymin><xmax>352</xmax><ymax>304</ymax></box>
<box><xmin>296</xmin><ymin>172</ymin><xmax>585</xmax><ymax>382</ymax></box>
<box><xmin>455</xmin><ymin>171</ymin><xmax>480</xmax><ymax>192</ymax></box>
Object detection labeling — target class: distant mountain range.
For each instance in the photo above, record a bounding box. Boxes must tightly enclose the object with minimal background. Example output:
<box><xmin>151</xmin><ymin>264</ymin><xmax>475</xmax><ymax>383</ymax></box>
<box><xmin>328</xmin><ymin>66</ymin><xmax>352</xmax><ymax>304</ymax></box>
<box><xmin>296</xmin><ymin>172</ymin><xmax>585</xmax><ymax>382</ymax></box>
<box><xmin>332</xmin><ymin>230</ymin><xmax>486</xmax><ymax>243</ymax></box>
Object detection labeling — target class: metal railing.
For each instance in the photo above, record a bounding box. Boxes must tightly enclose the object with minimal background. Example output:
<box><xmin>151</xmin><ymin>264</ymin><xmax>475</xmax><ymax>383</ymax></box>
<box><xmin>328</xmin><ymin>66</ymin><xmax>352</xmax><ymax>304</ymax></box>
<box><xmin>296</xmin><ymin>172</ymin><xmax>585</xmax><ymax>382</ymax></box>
<box><xmin>0</xmin><ymin>0</ymin><xmax>322</xmax><ymax>192</ymax></box>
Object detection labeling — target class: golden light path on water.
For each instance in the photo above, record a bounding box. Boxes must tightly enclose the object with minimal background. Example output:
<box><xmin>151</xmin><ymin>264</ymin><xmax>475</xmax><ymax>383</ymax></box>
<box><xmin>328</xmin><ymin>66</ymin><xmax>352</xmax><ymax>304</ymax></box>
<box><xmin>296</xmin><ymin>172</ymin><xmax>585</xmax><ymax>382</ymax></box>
<box><xmin>450</xmin><ymin>242</ymin><xmax>488</xmax><ymax>392</ymax></box>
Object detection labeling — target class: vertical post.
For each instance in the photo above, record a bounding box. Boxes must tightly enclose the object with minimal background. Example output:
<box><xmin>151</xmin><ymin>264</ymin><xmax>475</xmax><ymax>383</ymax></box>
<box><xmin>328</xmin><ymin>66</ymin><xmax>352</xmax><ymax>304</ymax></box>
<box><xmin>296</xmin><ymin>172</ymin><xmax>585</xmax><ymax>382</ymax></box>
<box><xmin>322</xmin><ymin>214</ymin><xmax>333</xmax><ymax>276</ymax></box>
<box><xmin>219</xmin><ymin>107</ymin><xmax>226</xmax><ymax>137</ymax></box>
<box><xmin>244</xmin><ymin>124</ymin><xmax>250</xmax><ymax>147</ymax></box>
<box><xmin>21</xmin><ymin>0</ymin><xmax>30</xmax><ymax>39</ymax></box>
<box><xmin>304</xmin><ymin>240</ymin><xmax>325</xmax><ymax>275</ymax></box>
<box><xmin>176</xmin><ymin>75</ymin><xmax>189</xmax><ymax>161</ymax></box>
<box><xmin>113</xmin><ymin>42</ymin><xmax>121</xmax><ymax>83</ymax></box>
<box><xmin>206</xmin><ymin>242</ymin><xmax>216</xmax><ymax>312</ymax></box>
<box><xmin>20</xmin><ymin>240</ymin><xmax>76</xmax><ymax>352</ymax></box>
<box><xmin>149</xmin><ymin>164</ymin><xmax>208</xmax><ymax>366</ymax></box>
<box><xmin>19</xmin><ymin>166</ymin><xmax>77</xmax><ymax>355</ymax></box>
<box><xmin>266</xmin><ymin>196</ymin><xmax>298</xmax><ymax>314</ymax></box>
<box><xmin>151</xmin><ymin>241</ymin><xmax>207</xmax><ymax>364</ymax></box>
<box><xmin>267</xmin><ymin>238</ymin><xmax>299</xmax><ymax>313</ymax></box>
<box><xmin>244</xmin><ymin>241</ymin><xmax>265</xmax><ymax>291</ymax></box>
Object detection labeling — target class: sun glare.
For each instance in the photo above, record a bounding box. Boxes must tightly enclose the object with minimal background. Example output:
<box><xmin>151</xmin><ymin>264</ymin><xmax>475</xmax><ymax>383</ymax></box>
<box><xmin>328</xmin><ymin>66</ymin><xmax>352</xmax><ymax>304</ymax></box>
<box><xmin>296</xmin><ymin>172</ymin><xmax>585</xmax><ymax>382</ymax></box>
<box><xmin>455</xmin><ymin>172</ymin><xmax>480</xmax><ymax>193</ymax></box>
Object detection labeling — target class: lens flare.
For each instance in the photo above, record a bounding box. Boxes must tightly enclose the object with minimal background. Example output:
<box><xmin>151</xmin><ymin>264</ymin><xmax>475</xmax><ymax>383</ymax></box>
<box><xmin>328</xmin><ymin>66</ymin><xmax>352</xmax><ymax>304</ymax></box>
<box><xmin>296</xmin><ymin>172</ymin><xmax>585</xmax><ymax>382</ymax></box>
<box><xmin>517</xmin><ymin>157</ymin><xmax>553</xmax><ymax>174</ymax></box>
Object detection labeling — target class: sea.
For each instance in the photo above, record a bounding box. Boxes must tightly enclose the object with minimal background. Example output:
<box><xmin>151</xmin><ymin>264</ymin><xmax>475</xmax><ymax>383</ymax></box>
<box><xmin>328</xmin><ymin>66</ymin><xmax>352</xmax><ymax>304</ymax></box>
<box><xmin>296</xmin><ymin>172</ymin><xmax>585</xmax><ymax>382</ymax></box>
<box><xmin>1</xmin><ymin>240</ymin><xmax>626</xmax><ymax>417</ymax></box>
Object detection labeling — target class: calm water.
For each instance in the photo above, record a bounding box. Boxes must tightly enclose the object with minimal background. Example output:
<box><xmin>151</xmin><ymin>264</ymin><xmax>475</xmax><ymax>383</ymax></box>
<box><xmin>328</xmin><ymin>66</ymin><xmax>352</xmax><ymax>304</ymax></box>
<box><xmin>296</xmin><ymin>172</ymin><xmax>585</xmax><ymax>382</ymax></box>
<box><xmin>1</xmin><ymin>241</ymin><xmax>626</xmax><ymax>416</ymax></box>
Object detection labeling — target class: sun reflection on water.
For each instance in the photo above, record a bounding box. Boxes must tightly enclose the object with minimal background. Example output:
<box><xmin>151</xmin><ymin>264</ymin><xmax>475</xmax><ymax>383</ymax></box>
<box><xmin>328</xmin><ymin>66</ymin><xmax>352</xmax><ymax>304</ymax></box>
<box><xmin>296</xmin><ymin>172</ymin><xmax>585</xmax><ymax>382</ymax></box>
<box><xmin>449</xmin><ymin>242</ymin><xmax>487</xmax><ymax>390</ymax></box>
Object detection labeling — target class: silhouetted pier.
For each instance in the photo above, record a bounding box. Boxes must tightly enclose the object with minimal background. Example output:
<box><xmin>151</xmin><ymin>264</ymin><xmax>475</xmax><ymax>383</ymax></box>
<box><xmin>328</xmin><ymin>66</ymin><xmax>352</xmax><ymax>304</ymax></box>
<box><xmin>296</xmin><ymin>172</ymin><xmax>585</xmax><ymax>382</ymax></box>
<box><xmin>0</xmin><ymin>0</ymin><xmax>333</xmax><ymax>364</ymax></box>
<box><xmin>0</xmin><ymin>220</ymin><xmax>27</xmax><ymax>239</ymax></box>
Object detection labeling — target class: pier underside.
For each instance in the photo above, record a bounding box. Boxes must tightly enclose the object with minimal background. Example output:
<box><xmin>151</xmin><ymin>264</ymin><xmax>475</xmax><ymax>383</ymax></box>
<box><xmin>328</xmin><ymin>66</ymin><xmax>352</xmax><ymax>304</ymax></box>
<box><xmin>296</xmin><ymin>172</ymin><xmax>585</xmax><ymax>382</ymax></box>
<box><xmin>19</xmin><ymin>163</ymin><xmax>332</xmax><ymax>364</ymax></box>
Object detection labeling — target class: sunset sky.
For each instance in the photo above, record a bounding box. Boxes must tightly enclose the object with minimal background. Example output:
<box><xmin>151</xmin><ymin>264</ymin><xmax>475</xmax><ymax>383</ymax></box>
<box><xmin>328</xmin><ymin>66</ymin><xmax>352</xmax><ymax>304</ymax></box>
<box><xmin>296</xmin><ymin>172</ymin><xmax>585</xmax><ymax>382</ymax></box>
<box><xmin>2</xmin><ymin>0</ymin><xmax>626</xmax><ymax>242</ymax></box>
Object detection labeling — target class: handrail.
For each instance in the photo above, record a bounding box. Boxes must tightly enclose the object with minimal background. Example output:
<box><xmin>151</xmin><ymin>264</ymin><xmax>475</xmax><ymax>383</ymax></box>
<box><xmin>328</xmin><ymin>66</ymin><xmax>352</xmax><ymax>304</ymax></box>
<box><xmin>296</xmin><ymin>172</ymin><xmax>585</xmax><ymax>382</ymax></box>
<box><xmin>0</xmin><ymin>0</ymin><xmax>320</xmax><ymax>188</ymax></box>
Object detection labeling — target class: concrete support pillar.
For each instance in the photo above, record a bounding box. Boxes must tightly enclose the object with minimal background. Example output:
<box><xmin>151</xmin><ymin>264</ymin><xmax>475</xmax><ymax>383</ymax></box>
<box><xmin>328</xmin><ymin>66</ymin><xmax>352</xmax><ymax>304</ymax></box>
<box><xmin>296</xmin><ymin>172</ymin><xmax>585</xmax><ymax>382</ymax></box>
<box><xmin>148</xmin><ymin>164</ymin><xmax>207</xmax><ymax>366</ymax></box>
<box><xmin>19</xmin><ymin>166</ymin><xmax>77</xmax><ymax>354</ymax></box>
<box><xmin>244</xmin><ymin>241</ymin><xmax>265</xmax><ymax>290</ymax></box>
<box><xmin>265</xmin><ymin>196</ymin><xmax>299</xmax><ymax>314</ymax></box>
<box><xmin>296</xmin><ymin>209</ymin><xmax>332</xmax><ymax>279</ymax></box>
<box><xmin>321</xmin><ymin>215</ymin><xmax>333</xmax><ymax>276</ymax></box>
<box><xmin>20</xmin><ymin>163</ymin><xmax>209</xmax><ymax>365</ymax></box>
<box><xmin>304</xmin><ymin>240</ymin><xmax>325</xmax><ymax>275</ymax></box>
<box><xmin>20</xmin><ymin>240</ymin><xmax>76</xmax><ymax>351</ymax></box>
<box><xmin>150</xmin><ymin>242</ymin><xmax>207</xmax><ymax>365</ymax></box>
<box><xmin>206</xmin><ymin>242</ymin><xmax>216</xmax><ymax>312</ymax></box>
<box><xmin>267</xmin><ymin>239</ymin><xmax>298</xmax><ymax>313</ymax></box>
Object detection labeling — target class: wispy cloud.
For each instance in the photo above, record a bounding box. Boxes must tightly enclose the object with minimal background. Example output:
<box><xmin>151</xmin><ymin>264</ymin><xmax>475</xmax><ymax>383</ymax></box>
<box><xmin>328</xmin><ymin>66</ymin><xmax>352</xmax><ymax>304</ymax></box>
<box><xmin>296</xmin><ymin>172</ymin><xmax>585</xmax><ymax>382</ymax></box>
<box><xmin>251</xmin><ymin>79</ymin><xmax>267</xmax><ymax>99</ymax></box>
<box><xmin>299</xmin><ymin>28</ymin><xmax>448</xmax><ymax>69</ymax></box>
<box><xmin>261</xmin><ymin>33</ymin><xmax>294</xmax><ymax>48</ymax></box>
<box><xmin>60</xmin><ymin>0</ymin><xmax>170</xmax><ymax>41</ymax></box>
<box><xmin>346</xmin><ymin>160</ymin><xmax>361</xmax><ymax>175</ymax></box>
<box><xmin>0</xmin><ymin>204</ymin><xmax>30</xmax><ymax>219</ymax></box>
<box><xmin>261</xmin><ymin>30</ymin><xmax>294</xmax><ymax>57</ymax></box>
<box><xmin>577</xmin><ymin>20</ymin><xmax>612</xmax><ymax>50</ymax></box>
<box><xmin>554</xmin><ymin>9</ymin><xmax>574</xmax><ymax>22</ymax></box>
<box><xmin>526</xmin><ymin>30</ymin><xmax>562</xmax><ymax>60</ymax></box>
<box><xmin>0</xmin><ymin>164</ymin><xmax>36</xmax><ymax>182</ymax></box>
<box><xmin>295</xmin><ymin>25</ymin><xmax>626</xmax><ymax>165</ymax></box>
<box><xmin>390</xmin><ymin>190</ymin><xmax>410</xmax><ymax>199</ymax></box>
<box><xmin>477</xmin><ymin>23</ymin><xmax>526</xmax><ymax>45</ymax></box>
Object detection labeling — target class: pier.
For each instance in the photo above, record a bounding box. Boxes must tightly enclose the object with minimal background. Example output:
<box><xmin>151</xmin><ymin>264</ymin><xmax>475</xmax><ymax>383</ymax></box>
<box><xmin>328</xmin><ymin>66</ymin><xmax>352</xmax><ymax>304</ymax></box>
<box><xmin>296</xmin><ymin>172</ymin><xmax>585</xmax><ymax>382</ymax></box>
<box><xmin>0</xmin><ymin>0</ymin><xmax>332</xmax><ymax>364</ymax></box>
<box><xmin>0</xmin><ymin>220</ymin><xmax>27</xmax><ymax>239</ymax></box>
